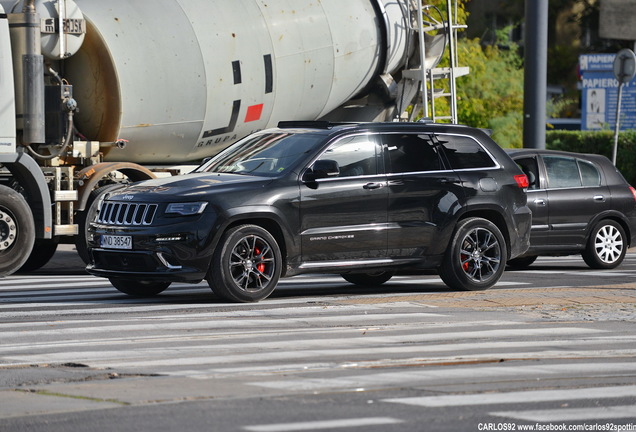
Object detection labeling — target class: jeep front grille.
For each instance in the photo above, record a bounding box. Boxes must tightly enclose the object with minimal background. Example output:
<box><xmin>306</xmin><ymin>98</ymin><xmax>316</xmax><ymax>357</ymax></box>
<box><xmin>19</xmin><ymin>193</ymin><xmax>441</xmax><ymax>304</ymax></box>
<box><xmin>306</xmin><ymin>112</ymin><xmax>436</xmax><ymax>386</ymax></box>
<box><xmin>97</xmin><ymin>202</ymin><xmax>158</xmax><ymax>226</ymax></box>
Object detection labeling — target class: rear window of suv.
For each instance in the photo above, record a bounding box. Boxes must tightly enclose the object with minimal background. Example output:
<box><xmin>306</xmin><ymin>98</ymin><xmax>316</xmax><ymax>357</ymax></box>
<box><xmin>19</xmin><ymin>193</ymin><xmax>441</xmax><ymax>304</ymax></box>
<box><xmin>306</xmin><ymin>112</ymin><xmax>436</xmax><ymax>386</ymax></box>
<box><xmin>380</xmin><ymin>133</ymin><xmax>495</xmax><ymax>173</ymax></box>
<box><xmin>437</xmin><ymin>135</ymin><xmax>496</xmax><ymax>169</ymax></box>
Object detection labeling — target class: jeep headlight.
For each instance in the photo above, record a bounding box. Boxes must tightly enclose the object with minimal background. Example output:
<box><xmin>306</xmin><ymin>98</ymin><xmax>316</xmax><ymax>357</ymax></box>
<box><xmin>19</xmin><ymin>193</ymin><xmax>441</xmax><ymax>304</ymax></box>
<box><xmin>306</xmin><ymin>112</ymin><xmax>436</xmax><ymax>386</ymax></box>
<box><xmin>165</xmin><ymin>202</ymin><xmax>208</xmax><ymax>216</ymax></box>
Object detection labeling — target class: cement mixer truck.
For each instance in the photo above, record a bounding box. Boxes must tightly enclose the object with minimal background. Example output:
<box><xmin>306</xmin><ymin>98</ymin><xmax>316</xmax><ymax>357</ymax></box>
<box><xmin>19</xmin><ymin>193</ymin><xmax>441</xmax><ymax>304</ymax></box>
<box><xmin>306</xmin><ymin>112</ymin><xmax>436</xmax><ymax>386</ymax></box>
<box><xmin>0</xmin><ymin>0</ymin><xmax>446</xmax><ymax>275</ymax></box>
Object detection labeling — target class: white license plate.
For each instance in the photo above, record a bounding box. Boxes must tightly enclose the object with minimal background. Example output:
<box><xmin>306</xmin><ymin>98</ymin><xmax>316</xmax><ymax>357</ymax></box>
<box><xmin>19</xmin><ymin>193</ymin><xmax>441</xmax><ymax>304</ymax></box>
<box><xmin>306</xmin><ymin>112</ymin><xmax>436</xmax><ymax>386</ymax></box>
<box><xmin>100</xmin><ymin>235</ymin><xmax>132</xmax><ymax>250</ymax></box>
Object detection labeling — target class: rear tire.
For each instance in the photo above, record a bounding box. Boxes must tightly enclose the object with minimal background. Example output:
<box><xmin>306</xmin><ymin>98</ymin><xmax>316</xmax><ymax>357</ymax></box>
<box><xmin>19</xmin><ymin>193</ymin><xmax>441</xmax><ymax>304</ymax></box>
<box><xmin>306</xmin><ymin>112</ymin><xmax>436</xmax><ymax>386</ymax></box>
<box><xmin>582</xmin><ymin>220</ymin><xmax>626</xmax><ymax>269</ymax></box>
<box><xmin>76</xmin><ymin>184</ymin><xmax>121</xmax><ymax>264</ymax></box>
<box><xmin>207</xmin><ymin>224</ymin><xmax>281</xmax><ymax>302</ymax></box>
<box><xmin>439</xmin><ymin>217</ymin><xmax>506</xmax><ymax>291</ymax></box>
<box><xmin>0</xmin><ymin>186</ymin><xmax>35</xmax><ymax>276</ymax></box>
<box><xmin>342</xmin><ymin>271</ymin><xmax>394</xmax><ymax>286</ymax></box>
<box><xmin>109</xmin><ymin>278</ymin><xmax>171</xmax><ymax>296</ymax></box>
<box><xmin>18</xmin><ymin>238</ymin><xmax>60</xmax><ymax>272</ymax></box>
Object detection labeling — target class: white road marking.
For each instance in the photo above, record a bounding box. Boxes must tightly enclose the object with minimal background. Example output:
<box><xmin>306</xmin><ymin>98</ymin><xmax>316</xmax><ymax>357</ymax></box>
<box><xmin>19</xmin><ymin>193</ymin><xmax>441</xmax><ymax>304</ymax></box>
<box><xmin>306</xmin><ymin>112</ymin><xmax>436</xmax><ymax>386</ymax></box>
<box><xmin>243</xmin><ymin>417</ymin><xmax>403</xmax><ymax>431</ymax></box>
<box><xmin>491</xmin><ymin>405</ymin><xmax>636</xmax><ymax>422</ymax></box>
<box><xmin>383</xmin><ymin>385</ymin><xmax>636</xmax><ymax>407</ymax></box>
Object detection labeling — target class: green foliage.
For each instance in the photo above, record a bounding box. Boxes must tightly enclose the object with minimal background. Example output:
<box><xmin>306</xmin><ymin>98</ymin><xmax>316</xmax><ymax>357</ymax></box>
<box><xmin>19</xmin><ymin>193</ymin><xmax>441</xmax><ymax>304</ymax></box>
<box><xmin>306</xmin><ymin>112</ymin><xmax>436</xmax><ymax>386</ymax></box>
<box><xmin>547</xmin><ymin>44</ymin><xmax>580</xmax><ymax>97</ymax></box>
<box><xmin>425</xmin><ymin>0</ymin><xmax>468</xmax><ymax>25</ymax></box>
<box><xmin>455</xmin><ymin>38</ymin><xmax>525</xmax><ymax>148</ymax></box>
<box><xmin>417</xmin><ymin>0</ymin><xmax>526</xmax><ymax>148</ymax></box>
<box><xmin>546</xmin><ymin>130</ymin><xmax>636</xmax><ymax>185</ymax></box>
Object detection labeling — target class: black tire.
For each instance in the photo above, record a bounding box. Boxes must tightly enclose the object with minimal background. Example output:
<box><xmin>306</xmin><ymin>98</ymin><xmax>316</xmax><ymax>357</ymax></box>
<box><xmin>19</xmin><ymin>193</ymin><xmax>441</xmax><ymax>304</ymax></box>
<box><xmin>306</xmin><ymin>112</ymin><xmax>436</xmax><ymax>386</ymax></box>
<box><xmin>439</xmin><ymin>217</ymin><xmax>507</xmax><ymax>291</ymax></box>
<box><xmin>0</xmin><ymin>186</ymin><xmax>35</xmax><ymax>276</ymax></box>
<box><xmin>582</xmin><ymin>220</ymin><xmax>627</xmax><ymax>269</ymax></box>
<box><xmin>342</xmin><ymin>271</ymin><xmax>394</xmax><ymax>286</ymax></box>
<box><xmin>76</xmin><ymin>184</ymin><xmax>122</xmax><ymax>264</ymax></box>
<box><xmin>109</xmin><ymin>278</ymin><xmax>171</xmax><ymax>296</ymax></box>
<box><xmin>207</xmin><ymin>224</ymin><xmax>281</xmax><ymax>302</ymax></box>
<box><xmin>506</xmin><ymin>255</ymin><xmax>538</xmax><ymax>269</ymax></box>
<box><xmin>18</xmin><ymin>237</ymin><xmax>60</xmax><ymax>273</ymax></box>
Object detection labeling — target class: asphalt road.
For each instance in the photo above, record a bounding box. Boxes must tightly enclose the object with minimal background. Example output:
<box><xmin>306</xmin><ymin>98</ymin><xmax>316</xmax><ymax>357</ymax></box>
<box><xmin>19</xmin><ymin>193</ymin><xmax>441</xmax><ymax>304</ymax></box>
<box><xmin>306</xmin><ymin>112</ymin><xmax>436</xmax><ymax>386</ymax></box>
<box><xmin>0</xmin><ymin>246</ymin><xmax>635</xmax><ymax>431</ymax></box>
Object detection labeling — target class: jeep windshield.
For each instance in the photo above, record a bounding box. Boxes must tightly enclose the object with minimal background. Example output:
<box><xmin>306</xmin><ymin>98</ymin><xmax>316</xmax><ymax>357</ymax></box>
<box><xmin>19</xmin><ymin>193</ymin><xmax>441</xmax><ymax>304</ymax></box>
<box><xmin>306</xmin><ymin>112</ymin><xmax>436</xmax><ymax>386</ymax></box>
<box><xmin>196</xmin><ymin>131</ymin><xmax>324</xmax><ymax>176</ymax></box>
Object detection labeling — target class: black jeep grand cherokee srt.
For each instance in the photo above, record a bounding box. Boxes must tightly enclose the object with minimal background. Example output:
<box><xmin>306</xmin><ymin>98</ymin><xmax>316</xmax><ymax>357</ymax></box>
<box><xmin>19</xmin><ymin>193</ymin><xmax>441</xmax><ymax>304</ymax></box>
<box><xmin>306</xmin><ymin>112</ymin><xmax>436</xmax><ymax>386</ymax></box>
<box><xmin>86</xmin><ymin>122</ymin><xmax>531</xmax><ymax>302</ymax></box>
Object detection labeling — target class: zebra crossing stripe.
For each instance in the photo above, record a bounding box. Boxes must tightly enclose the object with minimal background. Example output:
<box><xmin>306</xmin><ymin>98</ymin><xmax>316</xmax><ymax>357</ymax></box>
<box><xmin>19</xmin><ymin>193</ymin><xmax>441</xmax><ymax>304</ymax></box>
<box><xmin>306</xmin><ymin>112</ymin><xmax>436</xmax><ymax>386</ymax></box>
<box><xmin>2</xmin><ymin>327</ymin><xmax>608</xmax><ymax>368</ymax></box>
<box><xmin>243</xmin><ymin>417</ymin><xmax>403</xmax><ymax>431</ymax></box>
<box><xmin>251</xmin><ymin>362</ymin><xmax>636</xmax><ymax>391</ymax></box>
<box><xmin>382</xmin><ymin>385</ymin><xmax>636</xmax><ymax>407</ymax></box>
<box><xmin>491</xmin><ymin>405</ymin><xmax>636</xmax><ymax>422</ymax></box>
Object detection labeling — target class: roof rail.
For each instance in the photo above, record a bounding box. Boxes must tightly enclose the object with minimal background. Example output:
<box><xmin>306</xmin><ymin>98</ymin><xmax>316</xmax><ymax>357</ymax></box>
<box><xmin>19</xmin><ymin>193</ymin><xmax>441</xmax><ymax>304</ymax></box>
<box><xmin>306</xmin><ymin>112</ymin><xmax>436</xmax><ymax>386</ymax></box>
<box><xmin>277</xmin><ymin>121</ymin><xmax>361</xmax><ymax>129</ymax></box>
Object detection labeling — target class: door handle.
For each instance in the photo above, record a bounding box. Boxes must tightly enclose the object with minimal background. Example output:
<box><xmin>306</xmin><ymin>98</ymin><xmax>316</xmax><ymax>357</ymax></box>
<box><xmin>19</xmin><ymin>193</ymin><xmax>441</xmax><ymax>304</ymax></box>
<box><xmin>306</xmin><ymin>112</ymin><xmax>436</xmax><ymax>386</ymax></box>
<box><xmin>534</xmin><ymin>199</ymin><xmax>546</xmax><ymax>206</ymax></box>
<box><xmin>363</xmin><ymin>182</ymin><xmax>384</xmax><ymax>190</ymax></box>
<box><xmin>593</xmin><ymin>195</ymin><xmax>606</xmax><ymax>202</ymax></box>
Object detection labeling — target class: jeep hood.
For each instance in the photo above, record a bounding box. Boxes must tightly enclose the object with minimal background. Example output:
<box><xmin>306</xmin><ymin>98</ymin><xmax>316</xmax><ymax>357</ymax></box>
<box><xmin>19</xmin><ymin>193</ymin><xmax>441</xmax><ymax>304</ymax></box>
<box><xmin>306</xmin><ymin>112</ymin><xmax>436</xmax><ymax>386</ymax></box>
<box><xmin>105</xmin><ymin>173</ymin><xmax>274</xmax><ymax>201</ymax></box>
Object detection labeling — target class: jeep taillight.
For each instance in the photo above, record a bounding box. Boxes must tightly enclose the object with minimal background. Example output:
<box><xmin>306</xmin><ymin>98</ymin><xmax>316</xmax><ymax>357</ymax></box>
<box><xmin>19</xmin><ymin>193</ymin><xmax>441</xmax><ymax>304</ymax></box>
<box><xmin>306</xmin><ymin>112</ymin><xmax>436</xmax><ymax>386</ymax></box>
<box><xmin>514</xmin><ymin>174</ymin><xmax>529</xmax><ymax>188</ymax></box>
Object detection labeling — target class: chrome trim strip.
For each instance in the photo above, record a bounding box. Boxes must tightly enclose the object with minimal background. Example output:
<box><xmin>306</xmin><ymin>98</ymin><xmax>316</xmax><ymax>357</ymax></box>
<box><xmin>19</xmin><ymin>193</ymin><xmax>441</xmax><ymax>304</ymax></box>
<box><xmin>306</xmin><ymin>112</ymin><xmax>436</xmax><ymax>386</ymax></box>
<box><xmin>156</xmin><ymin>252</ymin><xmax>183</xmax><ymax>270</ymax></box>
<box><xmin>299</xmin><ymin>258</ymin><xmax>395</xmax><ymax>269</ymax></box>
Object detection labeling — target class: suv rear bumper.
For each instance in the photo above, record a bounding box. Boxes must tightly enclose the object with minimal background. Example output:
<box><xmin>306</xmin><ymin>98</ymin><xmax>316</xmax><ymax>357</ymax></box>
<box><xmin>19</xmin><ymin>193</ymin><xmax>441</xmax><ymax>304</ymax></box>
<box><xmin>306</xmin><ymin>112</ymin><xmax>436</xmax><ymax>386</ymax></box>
<box><xmin>508</xmin><ymin>207</ymin><xmax>532</xmax><ymax>259</ymax></box>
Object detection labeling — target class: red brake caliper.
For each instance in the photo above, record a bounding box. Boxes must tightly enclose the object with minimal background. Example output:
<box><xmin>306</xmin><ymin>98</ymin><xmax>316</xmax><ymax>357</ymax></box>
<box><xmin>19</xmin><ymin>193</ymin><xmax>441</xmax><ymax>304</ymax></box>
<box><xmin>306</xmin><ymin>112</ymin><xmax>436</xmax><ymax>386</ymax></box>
<box><xmin>461</xmin><ymin>254</ymin><xmax>470</xmax><ymax>272</ymax></box>
<box><xmin>255</xmin><ymin>247</ymin><xmax>266</xmax><ymax>273</ymax></box>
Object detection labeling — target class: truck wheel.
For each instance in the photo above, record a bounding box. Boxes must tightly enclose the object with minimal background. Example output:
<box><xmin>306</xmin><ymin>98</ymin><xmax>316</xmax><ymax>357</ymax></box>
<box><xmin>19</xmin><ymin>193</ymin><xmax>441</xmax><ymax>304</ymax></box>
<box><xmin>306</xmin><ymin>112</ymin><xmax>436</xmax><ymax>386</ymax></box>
<box><xmin>18</xmin><ymin>238</ymin><xmax>60</xmax><ymax>273</ymax></box>
<box><xmin>76</xmin><ymin>185</ymin><xmax>120</xmax><ymax>264</ymax></box>
<box><xmin>582</xmin><ymin>220</ymin><xmax>626</xmax><ymax>269</ymax></box>
<box><xmin>207</xmin><ymin>225</ymin><xmax>281</xmax><ymax>302</ymax></box>
<box><xmin>0</xmin><ymin>186</ymin><xmax>35</xmax><ymax>276</ymax></box>
<box><xmin>342</xmin><ymin>271</ymin><xmax>394</xmax><ymax>286</ymax></box>
<box><xmin>439</xmin><ymin>217</ymin><xmax>506</xmax><ymax>291</ymax></box>
<box><xmin>109</xmin><ymin>278</ymin><xmax>171</xmax><ymax>296</ymax></box>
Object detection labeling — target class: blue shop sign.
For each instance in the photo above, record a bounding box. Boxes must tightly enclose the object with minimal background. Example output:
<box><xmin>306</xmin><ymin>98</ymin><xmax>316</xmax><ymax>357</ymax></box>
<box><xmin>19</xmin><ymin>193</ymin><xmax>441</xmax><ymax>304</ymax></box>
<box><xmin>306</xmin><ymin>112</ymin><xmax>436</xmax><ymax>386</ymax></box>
<box><xmin>580</xmin><ymin>53</ymin><xmax>636</xmax><ymax>130</ymax></box>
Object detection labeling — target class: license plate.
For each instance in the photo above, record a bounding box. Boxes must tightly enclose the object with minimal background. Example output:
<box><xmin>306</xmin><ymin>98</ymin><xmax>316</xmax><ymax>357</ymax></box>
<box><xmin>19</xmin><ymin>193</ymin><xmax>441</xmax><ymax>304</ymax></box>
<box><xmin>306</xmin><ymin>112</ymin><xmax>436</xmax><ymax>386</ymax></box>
<box><xmin>100</xmin><ymin>235</ymin><xmax>132</xmax><ymax>250</ymax></box>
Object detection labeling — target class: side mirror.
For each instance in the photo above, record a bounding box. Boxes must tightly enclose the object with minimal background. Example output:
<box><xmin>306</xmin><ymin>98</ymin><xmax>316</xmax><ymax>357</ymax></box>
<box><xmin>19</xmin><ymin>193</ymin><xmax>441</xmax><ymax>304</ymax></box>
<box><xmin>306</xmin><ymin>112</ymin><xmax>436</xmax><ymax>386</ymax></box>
<box><xmin>304</xmin><ymin>159</ymin><xmax>340</xmax><ymax>182</ymax></box>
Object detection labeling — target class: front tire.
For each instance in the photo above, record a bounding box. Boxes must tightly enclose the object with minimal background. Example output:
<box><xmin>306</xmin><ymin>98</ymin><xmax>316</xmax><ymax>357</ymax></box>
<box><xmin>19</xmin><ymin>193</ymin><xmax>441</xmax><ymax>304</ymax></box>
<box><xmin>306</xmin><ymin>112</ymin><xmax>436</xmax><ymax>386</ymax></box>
<box><xmin>439</xmin><ymin>217</ymin><xmax>506</xmax><ymax>291</ymax></box>
<box><xmin>207</xmin><ymin>224</ymin><xmax>281</xmax><ymax>302</ymax></box>
<box><xmin>582</xmin><ymin>220</ymin><xmax>626</xmax><ymax>269</ymax></box>
<box><xmin>109</xmin><ymin>278</ymin><xmax>171</xmax><ymax>296</ymax></box>
<box><xmin>507</xmin><ymin>255</ymin><xmax>538</xmax><ymax>269</ymax></box>
<box><xmin>0</xmin><ymin>186</ymin><xmax>35</xmax><ymax>276</ymax></box>
<box><xmin>342</xmin><ymin>271</ymin><xmax>394</xmax><ymax>286</ymax></box>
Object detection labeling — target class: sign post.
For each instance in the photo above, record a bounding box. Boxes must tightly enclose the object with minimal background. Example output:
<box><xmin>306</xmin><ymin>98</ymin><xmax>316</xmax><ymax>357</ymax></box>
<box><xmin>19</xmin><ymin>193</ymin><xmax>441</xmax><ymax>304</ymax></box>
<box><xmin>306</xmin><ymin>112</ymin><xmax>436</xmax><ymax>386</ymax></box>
<box><xmin>612</xmin><ymin>48</ymin><xmax>636</xmax><ymax>165</ymax></box>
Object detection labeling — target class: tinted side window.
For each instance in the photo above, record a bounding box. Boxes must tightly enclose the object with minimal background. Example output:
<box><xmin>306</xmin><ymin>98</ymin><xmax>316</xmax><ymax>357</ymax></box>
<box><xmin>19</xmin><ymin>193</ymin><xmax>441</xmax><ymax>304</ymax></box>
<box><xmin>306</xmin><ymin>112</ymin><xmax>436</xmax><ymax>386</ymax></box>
<box><xmin>438</xmin><ymin>135</ymin><xmax>496</xmax><ymax>169</ymax></box>
<box><xmin>578</xmin><ymin>160</ymin><xmax>601</xmax><ymax>186</ymax></box>
<box><xmin>544</xmin><ymin>156</ymin><xmax>581</xmax><ymax>188</ymax></box>
<box><xmin>317</xmin><ymin>135</ymin><xmax>381</xmax><ymax>178</ymax></box>
<box><xmin>382</xmin><ymin>134</ymin><xmax>442</xmax><ymax>173</ymax></box>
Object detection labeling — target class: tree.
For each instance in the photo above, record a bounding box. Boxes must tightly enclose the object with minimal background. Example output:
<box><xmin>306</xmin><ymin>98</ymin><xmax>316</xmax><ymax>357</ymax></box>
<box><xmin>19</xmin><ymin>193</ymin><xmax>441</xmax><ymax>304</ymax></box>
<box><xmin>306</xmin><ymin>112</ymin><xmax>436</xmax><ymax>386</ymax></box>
<box><xmin>421</xmin><ymin>1</ymin><xmax>525</xmax><ymax>147</ymax></box>
<box><xmin>456</xmin><ymin>37</ymin><xmax>524</xmax><ymax>148</ymax></box>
